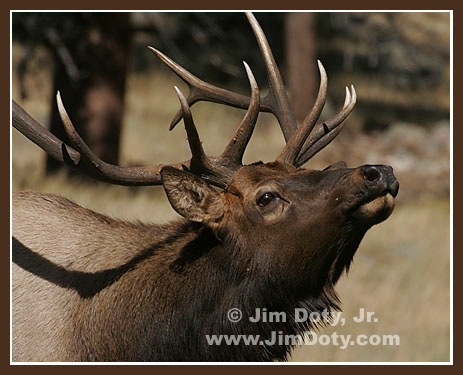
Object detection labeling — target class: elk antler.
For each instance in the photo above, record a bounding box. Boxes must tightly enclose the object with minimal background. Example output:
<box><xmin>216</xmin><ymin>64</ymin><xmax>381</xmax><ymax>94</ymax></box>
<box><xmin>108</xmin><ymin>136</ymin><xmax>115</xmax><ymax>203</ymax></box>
<box><xmin>12</xmin><ymin>61</ymin><xmax>259</xmax><ymax>188</ymax></box>
<box><xmin>148</xmin><ymin>12</ymin><xmax>296</xmax><ymax>141</ymax></box>
<box><xmin>12</xmin><ymin>12</ymin><xmax>357</xmax><ymax>188</ymax></box>
<box><xmin>172</xmin><ymin>61</ymin><xmax>260</xmax><ymax>187</ymax></box>
<box><xmin>152</xmin><ymin>12</ymin><xmax>356</xmax><ymax>166</ymax></box>
<box><xmin>295</xmin><ymin>85</ymin><xmax>357</xmax><ymax>167</ymax></box>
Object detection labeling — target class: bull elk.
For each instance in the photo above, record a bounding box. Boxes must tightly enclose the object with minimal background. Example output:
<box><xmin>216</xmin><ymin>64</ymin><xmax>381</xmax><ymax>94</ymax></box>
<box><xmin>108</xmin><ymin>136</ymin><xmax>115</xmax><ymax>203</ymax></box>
<box><xmin>12</xmin><ymin>13</ymin><xmax>399</xmax><ymax>362</ymax></box>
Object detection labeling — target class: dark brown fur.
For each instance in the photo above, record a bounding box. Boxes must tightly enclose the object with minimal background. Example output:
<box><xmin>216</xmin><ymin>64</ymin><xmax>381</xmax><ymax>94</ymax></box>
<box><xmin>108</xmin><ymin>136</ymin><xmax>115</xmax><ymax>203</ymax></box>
<box><xmin>13</xmin><ymin>162</ymin><xmax>398</xmax><ymax>361</ymax></box>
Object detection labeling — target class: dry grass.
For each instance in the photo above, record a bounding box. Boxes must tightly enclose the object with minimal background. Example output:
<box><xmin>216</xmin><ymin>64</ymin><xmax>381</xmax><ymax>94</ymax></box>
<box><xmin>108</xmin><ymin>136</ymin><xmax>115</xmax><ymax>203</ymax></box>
<box><xmin>12</xmin><ymin>54</ymin><xmax>450</xmax><ymax>362</ymax></box>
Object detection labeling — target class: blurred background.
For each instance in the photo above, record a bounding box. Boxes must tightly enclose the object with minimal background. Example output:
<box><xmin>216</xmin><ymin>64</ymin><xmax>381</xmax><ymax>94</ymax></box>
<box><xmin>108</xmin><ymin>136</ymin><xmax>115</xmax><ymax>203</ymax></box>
<box><xmin>11</xmin><ymin>12</ymin><xmax>450</xmax><ymax>362</ymax></box>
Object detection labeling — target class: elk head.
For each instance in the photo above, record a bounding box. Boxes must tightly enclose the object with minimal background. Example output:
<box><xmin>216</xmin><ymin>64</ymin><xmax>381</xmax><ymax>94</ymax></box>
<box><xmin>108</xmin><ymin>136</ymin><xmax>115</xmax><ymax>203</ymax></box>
<box><xmin>12</xmin><ymin>12</ymin><xmax>398</xmax><ymax>296</ymax></box>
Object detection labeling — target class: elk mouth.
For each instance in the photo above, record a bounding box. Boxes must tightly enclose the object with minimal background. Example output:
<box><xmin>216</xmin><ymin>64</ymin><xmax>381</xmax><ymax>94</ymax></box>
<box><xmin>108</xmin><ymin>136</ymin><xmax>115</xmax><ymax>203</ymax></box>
<box><xmin>350</xmin><ymin>165</ymin><xmax>399</xmax><ymax>224</ymax></box>
<box><xmin>354</xmin><ymin>192</ymin><xmax>396</xmax><ymax>222</ymax></box>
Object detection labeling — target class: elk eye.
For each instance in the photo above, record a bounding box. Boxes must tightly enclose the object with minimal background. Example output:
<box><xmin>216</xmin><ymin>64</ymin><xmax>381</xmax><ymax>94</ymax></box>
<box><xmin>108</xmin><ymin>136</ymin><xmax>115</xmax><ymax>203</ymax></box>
<box><xmin>257</xmin><ymin>192</ymin><xmax>276</xmax><ymax>207</ymax></box>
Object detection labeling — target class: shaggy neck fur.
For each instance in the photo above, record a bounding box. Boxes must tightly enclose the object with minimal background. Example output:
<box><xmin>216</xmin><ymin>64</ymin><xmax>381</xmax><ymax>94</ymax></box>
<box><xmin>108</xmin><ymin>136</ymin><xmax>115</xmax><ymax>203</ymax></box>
<box><xmin>66</xmin><ymin>219</ymin><xmax>362</xmax><ymax>362</ymax></box>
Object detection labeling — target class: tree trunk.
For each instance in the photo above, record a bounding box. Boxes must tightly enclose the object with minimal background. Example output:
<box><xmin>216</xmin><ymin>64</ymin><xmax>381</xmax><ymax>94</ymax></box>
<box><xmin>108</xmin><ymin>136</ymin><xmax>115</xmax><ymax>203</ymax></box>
<box><xmin>47</xmin><ymin>13</ymin><xmax>130</xmax><ymax>175</ymax></box>
<box><xmin>285</xmin><ymin>13</ymin><xmax>317</xmax><ymax>124</ymax></box>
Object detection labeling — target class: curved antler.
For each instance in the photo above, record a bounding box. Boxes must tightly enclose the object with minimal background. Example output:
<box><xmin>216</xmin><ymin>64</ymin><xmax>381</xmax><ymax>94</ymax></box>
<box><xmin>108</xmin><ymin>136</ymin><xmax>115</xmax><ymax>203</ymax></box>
<box><xmin>148</xmin><ymin>46</ymin><xmax>274</xmax><ymax>132</ymax></box>
<box><xmin>220</xmin><ymin>61</ymin><xmax>260</xmax><ymax>166</ymax></box>
<box><xmin>152</xmin><ymin>12</ymin><xmax>356</xmax><ymax>167</ymax></box>
<box><xmin>12</xmin><ymin>62</ymin><xmax>260</xmax><ymax>189</ymax></box>
<box><xmin>13</xmin><ymin>12</ymin><xmax>357</xmax><ymax>189</ymax></box>
<box><xmin>12</xmin><ymin>100</ymin><xmax>81</xmax><ymax>166</ymax></box>
<box><xmin>149</xmin><ymin>13</ymin><xmax>297</xmax><ymax>142</ymax></box>
<box><xmin>295</xmin><ymin>85</ymin><xmax>357</xmax><ymax>167</ymax></box>
<box><xmin>277</xmin><ymin>60</ymin><xmax>328</xmax><ymax>164</ymax></box>
<box><xmin>174</xmin><ymin>61</ymin><xmax>260</xmax><ymax>188</ymax></box>
<box><xmin>245</xmin><ymin>12</ymin><xmax>297</xmax><ymax>141</ymax></box>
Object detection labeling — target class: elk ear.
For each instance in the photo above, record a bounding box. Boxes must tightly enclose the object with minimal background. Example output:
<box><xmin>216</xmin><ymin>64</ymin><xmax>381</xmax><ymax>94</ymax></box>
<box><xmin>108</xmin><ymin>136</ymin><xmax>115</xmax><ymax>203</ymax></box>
<box><xmin>161</xmin><ymin>167</ymin><xmax>225</xmax><ymax>223</ymax></box>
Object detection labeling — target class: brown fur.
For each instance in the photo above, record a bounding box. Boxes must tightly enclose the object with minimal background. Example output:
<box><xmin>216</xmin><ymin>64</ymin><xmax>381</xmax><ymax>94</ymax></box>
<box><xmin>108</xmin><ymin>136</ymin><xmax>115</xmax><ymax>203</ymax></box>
<box><xmin>12</xmin><ymin>162</ymin><xmax>398</xmax><ymax>361</ymax></box>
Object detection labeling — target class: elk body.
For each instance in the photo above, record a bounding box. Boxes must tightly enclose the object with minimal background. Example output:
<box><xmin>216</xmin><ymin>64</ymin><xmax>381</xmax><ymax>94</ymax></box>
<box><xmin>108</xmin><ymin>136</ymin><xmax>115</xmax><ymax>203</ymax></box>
<box><xmin>12</xmin><ymin>13</ymin><xmax>398</xmax><ymax>362</ymax></box>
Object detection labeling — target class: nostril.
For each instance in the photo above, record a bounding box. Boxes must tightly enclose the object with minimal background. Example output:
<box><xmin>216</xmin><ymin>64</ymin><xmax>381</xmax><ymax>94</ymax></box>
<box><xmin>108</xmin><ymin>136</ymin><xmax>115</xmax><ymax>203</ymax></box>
<box><xmin>363</xmin><ymin>166</ymin><xmax>381</xmax><ymax>182</ymax></box>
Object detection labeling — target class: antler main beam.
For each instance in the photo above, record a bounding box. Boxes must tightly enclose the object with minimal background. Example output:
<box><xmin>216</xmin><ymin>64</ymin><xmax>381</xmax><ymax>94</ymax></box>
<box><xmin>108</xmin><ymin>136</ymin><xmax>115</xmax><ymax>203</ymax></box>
<box><xmin>12</xmin><ymin>61</ymin><xmax>260</xmax><ymax>188</ymax></box>
<box><xmin>12</xmin><ymin>99</ymin><xmax>183</xmax><ymax>186</ymax></box>
<box><xmin>12</xmin><ymin>100</ymin><xmax>81</xmax><ymax>166</ymax></box>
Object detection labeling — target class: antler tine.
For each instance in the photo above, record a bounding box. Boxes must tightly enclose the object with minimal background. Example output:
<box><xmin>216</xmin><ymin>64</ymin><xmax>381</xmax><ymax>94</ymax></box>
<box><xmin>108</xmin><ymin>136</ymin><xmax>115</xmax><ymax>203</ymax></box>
<box><xmin>173</xmin><ymin>86</ymin><xmax>211</xmax><ymax>170</ymax></box>
<box><xmin>276</xmin><ymin>60</ymin><xmax>328</xmax><ymax>165</ymax></box>
<box><xmin>342</xmin><ymin>85</ymin><xmax>352</xmax><ymax>109</ymax></box>
<box><xmin>221</xmin><ymin>61</ymin><xmax>260</xmax><ymax>166</ymax></box>
<box><xmin>150</xmin><ymin>13</ymin><xmax>297</xmax><ymax>142</ymax></box>
<box><xmin>53</xmin><ymin>93</ymin><xmax>186</xmax><ymax>186</ymax></box>
<box><xmin>171</xmin><ymin>68</ymin><xmax>259</xmax><ymax>188</ymax></box>
<box><xmin>56</xmin><ymin>91</ymin><xmax>98</xmax><ymax>161</ymax></box>
<box><xmin>148</xmin><ymin>46</ymin><xmax>273</xmax><ymax>131</ymax></box>
<box><xmin>245</xmin><ymin>12</ymin><xmax>297</xmax><ymax>142</ymax></box>
<box><xmin>295</xmin><ymin>85</ymin><xmax>357</xmax><ymax>167</ymax></box>
<box><xmin>14</xmin><ymin>85</ymin><xmax>260</xmax><ymax>190</ymax></box>
<box><xmin>57</xmin><ymin>91</ymin><xmax>126</xmax><ymax>177</ymax></box>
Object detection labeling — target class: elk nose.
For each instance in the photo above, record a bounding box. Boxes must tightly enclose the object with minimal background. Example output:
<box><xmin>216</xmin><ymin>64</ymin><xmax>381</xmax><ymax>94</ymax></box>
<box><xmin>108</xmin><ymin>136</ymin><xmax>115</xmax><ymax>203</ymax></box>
<box><xmin>361</xmin><ymin>165</ymin><xmax>399</xmax><ymax>197</ymax></box>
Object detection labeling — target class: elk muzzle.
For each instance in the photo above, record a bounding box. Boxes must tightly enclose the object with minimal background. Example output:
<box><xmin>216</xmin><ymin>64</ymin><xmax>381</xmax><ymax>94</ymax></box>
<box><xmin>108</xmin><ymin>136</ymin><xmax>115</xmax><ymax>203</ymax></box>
<box><xmin>351</xmin><ymin>164</ymin><xmax>399</xmax><ymax>225</ymax></box>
